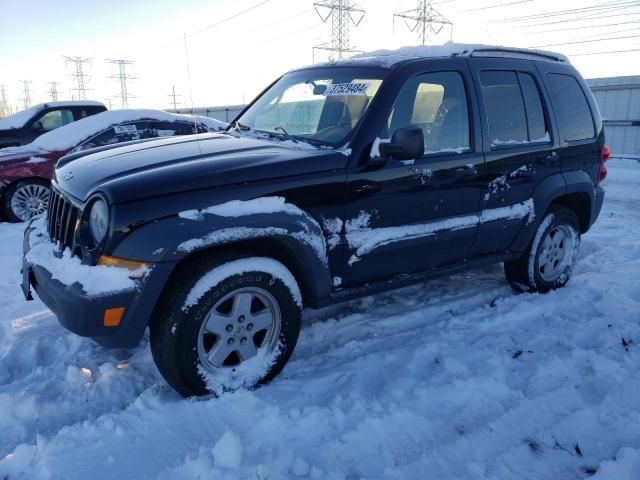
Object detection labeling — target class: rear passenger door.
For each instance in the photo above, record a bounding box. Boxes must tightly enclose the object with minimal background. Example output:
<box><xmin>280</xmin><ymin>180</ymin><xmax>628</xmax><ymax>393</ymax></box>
<box><xmin>468</xmin><ymin>58</ymin><xmax>560</xmax><ymax>258</ymax></box>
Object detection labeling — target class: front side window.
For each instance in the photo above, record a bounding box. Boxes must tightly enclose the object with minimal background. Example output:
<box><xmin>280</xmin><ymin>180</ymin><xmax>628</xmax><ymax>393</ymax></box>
<box><xmin>32</xmin><ymin>109</ymin><xmax>74</xmax><ymax>131</ymax></box>
<box><xmin>385</xmin><ymin>71</ymin><xmax>470</xmax><ymax>154</ymax></box>
<box><xmin>547</xmin><ymin>73</ymin><xmax>595</xmax><ymax>142</ymax></box>
<box><xmin>235</xmin><ymin>67</ymin><xmax>385</xmax><ymax>145</ymax></box>
<box><xmin>481</xmin><ymin>71</ymin><xmax>550</xmax><ymax>147</ymax></box>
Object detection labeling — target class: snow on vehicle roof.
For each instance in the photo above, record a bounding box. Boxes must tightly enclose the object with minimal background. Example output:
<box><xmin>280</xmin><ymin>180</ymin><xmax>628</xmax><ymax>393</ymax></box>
<box><xmin>0</xmin><ymin>109</ymin><xmax>227</xmax><ymax>155</ymax></box>
<box><xmin>315</xmin><ymin>42</ymin><xmax>568</xmax><ymax>68</ymax></box>
<box><xmin>0</xmin><ymin>100</ymin><xmax>105</xmax><ymax>130</ymax></box>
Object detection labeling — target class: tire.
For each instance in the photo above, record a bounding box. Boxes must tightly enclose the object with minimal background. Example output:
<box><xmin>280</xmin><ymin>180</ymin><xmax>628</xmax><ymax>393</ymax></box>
<box><xmin>2</xmin><ymin>178</ymin><xmax>50</xmax><ymax>223</ymax></box>
<box><xmin>150</xmin><ymin>255</ymin><xmax>302</xmax><ymax>397</ymax></box>
<box><xmin>504</xmin><ymin>205</ymin><xmax>580</xmax><ymax>293</ymax></box>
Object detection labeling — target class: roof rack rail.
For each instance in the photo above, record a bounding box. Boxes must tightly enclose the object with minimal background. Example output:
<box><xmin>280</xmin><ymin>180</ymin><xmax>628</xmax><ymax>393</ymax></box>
<box><xmin>469</xmin><ymin>47</ymin><xmax>567</xmax><ymax>63</ymax></box>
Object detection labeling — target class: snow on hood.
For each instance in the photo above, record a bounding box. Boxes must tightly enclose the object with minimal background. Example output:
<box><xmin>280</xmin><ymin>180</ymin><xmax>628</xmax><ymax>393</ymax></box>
<box><xmin>0</xmin><ymin>109</ymin><xmax>227</xmax><ymax>156</ymax></box>
<box><xmin>325</xmin><ymin>42</ymin><xmax>568</xmax><ymax>68</ymax></box>
<box><xmin>0</xmin><ymin>101</ymin><xmax>104</xmax><ymax>130</ymax></box>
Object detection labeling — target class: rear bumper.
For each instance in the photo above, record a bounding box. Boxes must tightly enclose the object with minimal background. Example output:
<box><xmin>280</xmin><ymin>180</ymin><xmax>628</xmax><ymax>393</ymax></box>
<box><xmin>22</xmin><ymin>221</ymin><xmax>175</xmax><ymax>348</ymax></box>
<box><xmin>590</xmin><ymin>185</ymin><xmax>605</xmax><ymax>228</ymax></box>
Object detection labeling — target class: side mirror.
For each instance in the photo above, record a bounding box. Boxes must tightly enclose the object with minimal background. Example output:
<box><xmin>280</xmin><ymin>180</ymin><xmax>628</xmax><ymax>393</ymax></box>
<box><xmin>378</xmin><ymin>127</ymin><xmax>424</xmax><ymax>161</ymax></box>
<box><xmin>31</xmin><ymin>121</ymin><xmax>44</xmax><ymax>131</ymax></box>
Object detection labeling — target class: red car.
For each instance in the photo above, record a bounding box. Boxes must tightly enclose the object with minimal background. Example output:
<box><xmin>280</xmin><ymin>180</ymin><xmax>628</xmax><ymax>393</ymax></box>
<box><xmin>0</xmin><ymin>109</ymin><xmax>226</xmax><ymax>222</ymax></box>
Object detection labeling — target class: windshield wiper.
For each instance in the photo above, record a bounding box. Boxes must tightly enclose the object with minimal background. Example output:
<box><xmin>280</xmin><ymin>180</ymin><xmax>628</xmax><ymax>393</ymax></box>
<box><xmin>273</xmin><ymin>126</ymin><xmax>298</xmax><ymax>143</ymax></box>
<box><xmin>231</xmin><ymin>120</ymin><xmax>251</xmax><ymax>131</ymax></box>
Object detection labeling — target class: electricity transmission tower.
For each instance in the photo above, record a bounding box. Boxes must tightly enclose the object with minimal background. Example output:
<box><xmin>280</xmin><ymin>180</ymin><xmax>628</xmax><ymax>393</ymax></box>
<box><xmin>63</xmin><ymin>56</ymin><xmax>92</xmax><ymax>99</ymax></box>
<box><xmin>107</xmin><ymin>59</ymin><xmax>135</xmax><ymax>109</ymax></box>
<box><xmin>19</xmin><ymin>80</ymin><xmax>32</xmax><ymax>109</ymax></box>
<box><xmin>394</xmin><ymin>0</ymin><xmax>453</xmax><ymax>45</ymax></box>
<box><xmin>313</xmin><ymin>0</ymin><xmax>365</xmax><ymax>61</ymax></box>
<box><xmin>169</xmin><ymin>85</ymin><xmax>181</xmax><ymax>110</ymax></box>
<box><xmin>48</xmin><ymin>81</ymin><xmax>60</xmax><ymax>102</ymax></box>
<box><xmin>0</xmin><ymin>85</ymin><xmax>9</xmax><ymax>118</ymax></box>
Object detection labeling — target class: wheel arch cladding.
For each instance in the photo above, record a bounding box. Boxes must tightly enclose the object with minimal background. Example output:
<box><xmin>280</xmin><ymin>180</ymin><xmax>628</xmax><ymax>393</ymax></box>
<box><xmin>110</xmin><ymin>208</ymin><xmax>332</xmax><ymax>306</ymax></box>
<box><xmin>511</xmin><ymin>171</ymin><xmax>596</xmax><ymax>252</ymax></box>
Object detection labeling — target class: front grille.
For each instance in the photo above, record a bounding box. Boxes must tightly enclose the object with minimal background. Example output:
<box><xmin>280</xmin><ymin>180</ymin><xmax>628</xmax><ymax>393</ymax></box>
<box><xmin>47</xmin><ymin>189</ymin><xmax>80</xmax><ymax>252</ymax></box>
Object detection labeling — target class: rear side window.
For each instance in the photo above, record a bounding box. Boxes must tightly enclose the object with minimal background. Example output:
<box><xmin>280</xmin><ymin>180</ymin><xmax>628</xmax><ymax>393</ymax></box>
<box><xmin>547</xmin><ymin>73</ymin><xmax>595</xmax><ymax>142</ymax></box>
<box><xmin>480</xmin><ymin>71</ymin><xmax>549</xmax><ymax>147</ymax></box>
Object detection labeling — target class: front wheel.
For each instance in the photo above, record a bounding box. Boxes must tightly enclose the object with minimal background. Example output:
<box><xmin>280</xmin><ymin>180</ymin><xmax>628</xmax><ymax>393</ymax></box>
<box><xmin>504</xmin><ymin>205</ymin><xmax>581</xmax><ymax>293</ymax></box>
<box><xmin>150</xmin><ymin>256</ymin><xmax>302</xmax><ymax>397</ymax></box>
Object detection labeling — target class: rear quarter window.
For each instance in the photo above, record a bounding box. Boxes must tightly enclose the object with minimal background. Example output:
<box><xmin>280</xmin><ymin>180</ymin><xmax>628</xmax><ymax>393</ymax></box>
<box><xmin>547</xmin><ymin>73</ymin><xmax>595</xmax><ymax>142</ymax></box>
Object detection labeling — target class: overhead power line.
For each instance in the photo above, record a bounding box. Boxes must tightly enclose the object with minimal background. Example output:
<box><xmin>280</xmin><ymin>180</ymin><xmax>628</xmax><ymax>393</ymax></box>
<box><xmin>494</xmin><ymin>0</ymin><xmax>639</xmax><ymax>23</ymax></box>
<box><xmin>458</xmin><ymin>0</ymin><xmax>533</xmax><ymax>14</ymax></box>
<box><xmin>532</xmin><ymin>33</ymin><xmax>640</xmax><ymax>48</ymax></box>
<box><xmin>568</xmin><ymin>47</ymin><xmax>640</xmax><ymax>56</ymax></box>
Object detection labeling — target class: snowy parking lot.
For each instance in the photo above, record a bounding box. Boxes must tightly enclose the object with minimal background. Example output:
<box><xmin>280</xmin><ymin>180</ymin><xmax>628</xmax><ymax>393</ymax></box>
<box><xmin>0</xmin><ymin>158</ymin><xmax>638</xmax><ymax>479</ymax></box>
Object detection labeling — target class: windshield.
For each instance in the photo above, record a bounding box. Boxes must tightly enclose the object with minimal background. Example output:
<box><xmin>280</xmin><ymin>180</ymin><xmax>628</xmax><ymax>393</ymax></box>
<box><xmin>234</xmin><ymin>67</ymin><xmax>385</xmax><ymax>146</ymax></box>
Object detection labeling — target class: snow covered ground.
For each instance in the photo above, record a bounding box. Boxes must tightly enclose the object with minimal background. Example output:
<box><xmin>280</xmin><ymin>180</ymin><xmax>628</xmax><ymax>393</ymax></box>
<box><xmin>0</xmin><ymin>159</ymin><xmax>639</xmax><ymax>480</ymax></box>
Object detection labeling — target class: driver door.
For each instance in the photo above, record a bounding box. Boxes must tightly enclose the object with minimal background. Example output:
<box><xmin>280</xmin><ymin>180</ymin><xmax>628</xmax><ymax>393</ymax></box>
<box><xmin>342</xmin><ymin>64</ymin><xmax>486</xmax><ymax>286</ymax></box>
<box><xmin>24</xmin><ymin>108</ymin><xmax>75</xmax><ymax>143</ymax></box>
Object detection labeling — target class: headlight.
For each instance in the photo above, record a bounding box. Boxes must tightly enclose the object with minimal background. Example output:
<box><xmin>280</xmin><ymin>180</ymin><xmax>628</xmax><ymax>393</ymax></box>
<box><xmin>89</xmin><ymin>199</ymin><xmax>109</xmax><ymax>244</ymax></box>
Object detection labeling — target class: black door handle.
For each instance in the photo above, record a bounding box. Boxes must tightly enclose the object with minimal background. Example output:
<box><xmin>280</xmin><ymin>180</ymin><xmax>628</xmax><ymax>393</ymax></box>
<box><xmin>537</xmin><ymin>151</ymin><xmax>559</xmax><ymax>165</ymax></box>
<box><xmin>454</xmin><ymin>165</ymin><xmax>477</xmax><ymax>178</ymax></box>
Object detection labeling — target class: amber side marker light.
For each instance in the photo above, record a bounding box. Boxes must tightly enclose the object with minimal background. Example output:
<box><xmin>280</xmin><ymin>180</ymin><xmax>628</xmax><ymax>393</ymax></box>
<box><xmin>97</xmin><ymin>255</ymin><xmax>150</xmax><ymax>279</ymax></box>
<box><xmin>104</xmin><ymin>307</ymin><xmax>125</xmax><ymax>327</ymax></box>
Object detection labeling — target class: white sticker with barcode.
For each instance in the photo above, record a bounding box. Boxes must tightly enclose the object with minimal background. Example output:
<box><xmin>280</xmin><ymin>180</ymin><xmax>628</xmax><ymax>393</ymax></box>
<box><xmin>114</xmin><ymin>124</ymin><xmax>138</xmax><ymax>134</ymax></box>
<box><xmin>324</xmin><ymin>82</ymin><xmax>370</xmax><ymax>96</ymax></box>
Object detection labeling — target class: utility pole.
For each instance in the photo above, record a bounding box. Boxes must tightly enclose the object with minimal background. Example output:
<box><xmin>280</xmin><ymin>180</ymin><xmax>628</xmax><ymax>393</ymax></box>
<box><xmin>168</xmin><ymin>85</ymin><xmax>181</xmax><ymax>110</ymax></box>
<box><xmin>107</xmin><ymin>59</ymin><xmax>135</xmax><ymax>109</ymax></box>
<box><xmin>19</xmin><ymin>80</ymin><xmax>32</xmax><ymax>109</ymax></box>
<box><xmin>313</xmin><ymin>0</ymin><xmax>365</xmax><ymax>61</ymax></box>
<box><xmin>63</xmin><ymin>55</ymin><xmax>92</xmax><ymax>99</ymax></box>
<box><xmin>394</xmin><ymin>0</ymin><xmax>452</xmax><ymax>45</ymax></box>
<box><xmin>0</xmin><ymin>85</ymin><xmax>9</xmax><ymax>118</ymax></box>
<box><xmin>48</xmin><ymin>81</ymin><xmax>60</xmax><ymax>102</ymax></box>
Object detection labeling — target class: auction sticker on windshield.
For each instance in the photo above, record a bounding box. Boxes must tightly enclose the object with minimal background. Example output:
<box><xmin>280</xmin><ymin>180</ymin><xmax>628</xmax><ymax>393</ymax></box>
<box><xmin>114</xmin><ymin>125</ymin><xmax>138</xmax><ymax>134</ymax></box>
<box><xmin>324</xmin><ymin>82</ymin><xmax>370</xmax><ymax>96</ymax></box>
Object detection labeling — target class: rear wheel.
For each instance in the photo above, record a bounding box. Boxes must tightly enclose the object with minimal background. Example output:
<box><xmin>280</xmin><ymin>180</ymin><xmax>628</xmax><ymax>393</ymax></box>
<box><xmin>3</xmin><ymin>179</ymin><xmax>50</xmax><ymax>222</ymax></box>
<box><xmin>150</xmin><ymin>255</ymin><xmax>302</xmax><ymax>397</ymax></box>
<box><xmin>504</xmin><ymin>205</ymin><xmax>580</xmax><ymax>293</ymax></box>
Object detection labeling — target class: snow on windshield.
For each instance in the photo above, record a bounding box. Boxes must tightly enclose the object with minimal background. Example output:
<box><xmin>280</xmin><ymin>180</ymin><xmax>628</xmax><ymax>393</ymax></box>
<box><xmin>0</xmin><ymin>109</ymin><xmax>227</xmax><ymax>154</ymax></box>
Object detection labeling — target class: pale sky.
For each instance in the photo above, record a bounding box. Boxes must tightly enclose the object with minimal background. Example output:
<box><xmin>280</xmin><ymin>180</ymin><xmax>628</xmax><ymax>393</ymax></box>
<box><xmin>0</xmin><ymin>0</ymin><xmax>639</xmax><ymax>112</ymax></box>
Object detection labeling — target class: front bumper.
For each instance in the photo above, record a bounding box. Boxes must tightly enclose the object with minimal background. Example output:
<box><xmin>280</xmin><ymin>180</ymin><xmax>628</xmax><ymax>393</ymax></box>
<box><xmin>22</xmin><ymin>221</ymin><xmax>175</xmax><ymax>348</ymax></box>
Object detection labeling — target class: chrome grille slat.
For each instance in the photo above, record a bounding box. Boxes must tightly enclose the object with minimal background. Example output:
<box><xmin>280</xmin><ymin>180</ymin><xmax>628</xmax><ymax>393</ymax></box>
<box><xmin>46</xmin><ymin>189</ymin><xmax>80</xmax><ymax>253</ymax></box>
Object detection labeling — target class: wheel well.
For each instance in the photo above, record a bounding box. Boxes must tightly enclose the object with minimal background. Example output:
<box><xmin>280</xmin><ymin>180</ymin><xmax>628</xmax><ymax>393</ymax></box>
<box><xmin>550</xmin><ymin>192</ymin><xmax>591</xmax><ymax>233</ymax></box>
<box><xmin>162</xmin><ymin>238</ymin><xmax>317</xmax><ymax>307</ymax></box>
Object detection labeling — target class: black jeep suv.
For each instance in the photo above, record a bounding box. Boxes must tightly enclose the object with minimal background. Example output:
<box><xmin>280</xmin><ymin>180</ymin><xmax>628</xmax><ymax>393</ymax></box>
<box><xmin>22</xmin><ymin>44</ymin><xmax>608</xmax><ymax>397</ymax></box>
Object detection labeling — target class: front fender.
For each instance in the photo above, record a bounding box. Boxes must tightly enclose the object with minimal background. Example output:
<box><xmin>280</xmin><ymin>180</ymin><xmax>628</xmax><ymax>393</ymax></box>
<box><xmin>110</xmin><ymin>198</ymin><xmax>332</xmax><ymax>304</ymax></box>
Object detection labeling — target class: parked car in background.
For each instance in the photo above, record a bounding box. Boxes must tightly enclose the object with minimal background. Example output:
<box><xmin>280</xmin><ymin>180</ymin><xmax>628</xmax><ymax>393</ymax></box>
<box><xmin>1</xmin><ymin>109</ymin><xmax>226</xmax><ymax>221</ymax></box>
<box><xmin>21</xmin><ymin>43</ymin><xmax>608</xmax><ymax>397</ymax></box>
<box><xmin>0</xmin><ymin>101</ymin><xmax>107</xmax><ymax>148</ymax></box>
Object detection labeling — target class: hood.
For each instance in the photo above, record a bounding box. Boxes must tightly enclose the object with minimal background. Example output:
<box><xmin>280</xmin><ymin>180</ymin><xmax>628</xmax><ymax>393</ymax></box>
<box><xmin>54</xmin><ymin>132</ymin><xmax>348</xmax><ymax>203</ymax></box>
<box><xmin>0</xmin><ymin>148</ymin><xmax>59</xmax><ymax>169</ymax></box>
